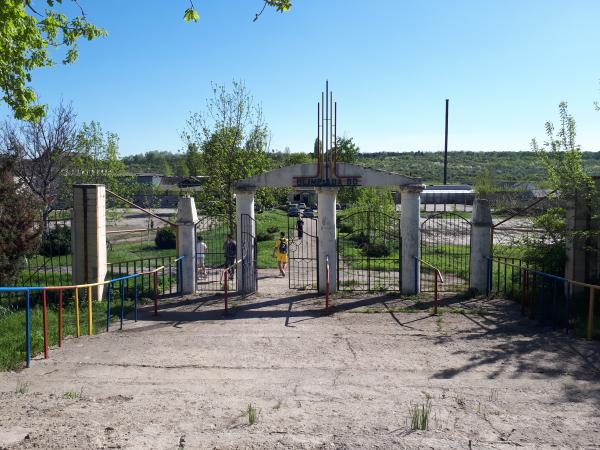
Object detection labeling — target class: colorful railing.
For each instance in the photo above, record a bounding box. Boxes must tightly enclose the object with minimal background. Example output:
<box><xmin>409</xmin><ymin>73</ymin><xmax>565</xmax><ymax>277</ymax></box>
<box><xmin>1</xmin><ymin>256</ymin><xmax>185</xmax><ymax>369</ymax></box>
<box><xmin>414</xmin><ymin>257</ymin><xmax>444</xmax><ymax>314</ymax></box>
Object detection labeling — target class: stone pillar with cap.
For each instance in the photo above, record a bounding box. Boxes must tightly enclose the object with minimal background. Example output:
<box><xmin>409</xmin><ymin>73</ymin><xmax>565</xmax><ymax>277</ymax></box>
<box><xmin>317</xmin><ymin>187</ymin><xmax>338</xmax><ymax>293</ymax></box>
<box><xmin>400</xmin><ymin>185</ymin><xmax>424</xmax><ymax>294</ymax></box>
<box><xmin>235</xmin><ymin>188</ymin><xmax>256</xmax><ymax>293</ymax></box>
<box><xmin>176</xmin><ymin>196</ymin><xmax>198</xmax><ymax>295</ymax></box>
<box><xmin>470</xmin><ymin>198</ymin><xmax>493</xmax><ymax>293</ymax></box>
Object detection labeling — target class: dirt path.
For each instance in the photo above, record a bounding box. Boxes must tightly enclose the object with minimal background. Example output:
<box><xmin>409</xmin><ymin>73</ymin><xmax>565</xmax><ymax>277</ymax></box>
<box><xmin>0</xmin><ymin>275</ymin><xmax>599</xmax><ymax>449</ymax></box>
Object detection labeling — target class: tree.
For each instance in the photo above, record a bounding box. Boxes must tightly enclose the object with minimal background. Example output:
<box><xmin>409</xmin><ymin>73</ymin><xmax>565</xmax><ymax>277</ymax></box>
<box><xmin>0</xmin><ymin>158</ymin><xmax>42</xmax><ymax>285</ymax></box>
<box><xmin>335</xmin><ymin>136</ymin><xmax>360</xmax><ymax>163</ymax></box>
<box><xmin>473</xmin><ymin>168</ymin><xmax>497</xmax><ymax>199</ymax></box>
<box><xmin>186</xmin><ymin>143</ymin><xmax>202</xmax><ymax>176</ymax></box>
<box><xmin>0</xmin><ymin>103</ymin><xmax>78</xmax><ymax>226</ymax></box>
<box><xmin>335</xmin><ymin>136</ymin><xmax>360</xmax><ymax>204</ymax></box>
<box><xmin>0</xmin><ymin>1</ymin><xmax>106</xmax><ymax>122</ymax></box>
<box><xmin>176</xmin><ymin>159</ymin><xmax>190</xmax><ymax>177</ymax></box>
<box><xmin>1</xmin><ymin>1</ymin><xmax>291</xmax><ymax>122</ymax></box>
<box><xmin>70</xmin><ymin>121</ymin><xmax>129</xmax><ymax>197</ymax></box>
<box><xmin>183</xmin><ymin>81</ymin><xmax>270</xmax><ymax>231</ymax></box>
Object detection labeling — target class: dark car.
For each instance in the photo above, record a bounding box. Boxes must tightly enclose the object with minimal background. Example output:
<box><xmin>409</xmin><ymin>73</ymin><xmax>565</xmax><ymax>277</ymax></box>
<box><xmin>302</xmin><ymin>208</ymin><xmax>315</xmax><ymax>218</ymax></box>
<box><xmin>288</xmin><ymin>207</ymin><xmax>299</xmax><ymax>217</ymax></box>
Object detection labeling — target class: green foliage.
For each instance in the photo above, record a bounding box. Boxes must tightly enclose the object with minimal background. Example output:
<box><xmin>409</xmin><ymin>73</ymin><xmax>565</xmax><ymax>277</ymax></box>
<box><xmin>474</xmin><ymin>168</ymin><xmax>497</xmax><ymax>199</ymax></box>
<box><xmin>186</xmin><ymin>143</ymin><xmax>202</xmax><ymax>177</ymax></box>
<box><xmin>0</xmin><ymin>160</ymin><xmax>42</xmax><ymax>285</ymax></box>
<box><xmin>39</xmin><ymin>225</ymin><xmax>71</xmax><ymax>257</ymax></box>
<box><xmin>246</xmin><ymin>403</ymin><xmax>259</xmax><ymax>425</ymax></box>
<box><xmin>532</xmin><ymin>102</ymin><xmax>597</xmax><ymax>202</ymax></box>
<box><xmin>183</xmin><ymin>7</ymin><xmax>200</xmax><ymax>22</ymax></box>
<box><xmin>0</xmin><ymin>0</ymin><xmax>106</xmax><ymax>122</ymax></box>
<box><xmin>256</xmin><ymin>231</ymin><xmax>273</xmax><ymax>242</ymax></box>
<box><xmin>154</xmin><ymin>228</ymin><xmax>177</xmax><ymax>249</ymax></box>
<box><xmin>183</xmin><ymin>80</ymin><xmax>270</xmax><ymax>231</ymax></box>
<box><xmin>176</xmin><ymin>158</ymin><xmax>190</xmax><ymax>177</ymax></box>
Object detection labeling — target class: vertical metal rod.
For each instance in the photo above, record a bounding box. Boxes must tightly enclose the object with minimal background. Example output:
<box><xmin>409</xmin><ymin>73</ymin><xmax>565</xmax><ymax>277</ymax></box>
<box><xmin>120</xmin><ymin>280</ymin><xmax>124</xmax><ymax>330</ymax></box>
<box><xmin>87</xmin><ymin>285</ymin><xmax>93</xmax><ymax>336</ymax></box>
<box><xmin>106</xmin><ymin>283</ymin><xmax>111</xmax><ymax>332</ymax></box>
<box><xmin>134</xmin><ymin>276</ymin><xmax>138</xmax><ymax>322</ymax></box>
<box><xmin>42</xmin><ymin>290</ymin><xmax>48</xmax><ymax>359</ymax></box>
<box><xmin>334</xmin><ymin>102</ymin><xmax>337</xmax><ymax>165</ymax></box>
<box><xmin>443</xmin><ymin>99</ymin><xmax>449</xmax><ymax>184</ymax></box>
<box><xmin>587</xmin><ymin>288</ymin><xmax>595</xmax><ymax>339</ymax></box>
<box><xmin>26</xmin><ymin>290</ymin><xmax>31</xmax><ymax>368</ymax></box>
<box><xmin>75</xmin><ymin>288</ymin><xmax>80</xmax><ymax>337</ymax></box>
<box><xmin>58</xmin><ymin>289</ymin><xmax>63</xmax><ymax>348</ymax></box>
<box><xmin>153</xmin><ymin>272</ymin><xmax>158</xmax><ymax>316</ymax></box>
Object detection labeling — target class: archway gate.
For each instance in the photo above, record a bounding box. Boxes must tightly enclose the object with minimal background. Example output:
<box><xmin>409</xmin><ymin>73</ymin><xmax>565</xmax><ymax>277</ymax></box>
<box><xmin>337</xmin><ymin>210</ymin><xmax>402</xmax><ymax>291</ymax></box>
<box><xmin>194</xmin><ymin>215</ymin><xmax>237</xmax><ymax>292</ymax></box>
<box><xmin>420</xmin><ymin>211</ymin><xmax>471</xmax><ymax>292</ymax></box>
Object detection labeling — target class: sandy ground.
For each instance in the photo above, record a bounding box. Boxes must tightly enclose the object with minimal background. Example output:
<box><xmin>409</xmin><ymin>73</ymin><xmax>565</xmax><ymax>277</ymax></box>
<box><xmin>1</xmin><ymin>271</ymin><xmax>599</xmax><ymax>449</ymax></box>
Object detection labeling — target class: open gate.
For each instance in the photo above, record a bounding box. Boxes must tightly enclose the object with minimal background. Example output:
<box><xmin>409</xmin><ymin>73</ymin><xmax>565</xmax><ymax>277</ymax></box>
<box><xmin>240</xmin><ymin>213</ymin><xmax>257</xmax><ymax>294</ymax></box>
<box><xmin>287</xmin><ymin>216</ymin><xmax>319</xmax><ymax>290</ymax></box>
<box><xmin>420</xmin><ymin>212</ymin><xmax>471</xmax><ymax>292</ymax></box>
<box><xmin>195</xmin><ymin>215</ymin><xmax>237</xmax><ymax>292</ymax></box>
<box><xmin>337</xmin><ymin>210</ymin><xmax>401</xmax><ymax>291</ymax></box>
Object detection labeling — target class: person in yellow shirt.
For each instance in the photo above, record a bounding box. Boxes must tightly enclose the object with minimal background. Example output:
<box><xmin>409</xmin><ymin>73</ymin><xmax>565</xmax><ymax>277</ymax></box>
<box><xmin>272</xmin><ymin>231</ymin><xmax>289</xmax><ymax>277</ymax></box>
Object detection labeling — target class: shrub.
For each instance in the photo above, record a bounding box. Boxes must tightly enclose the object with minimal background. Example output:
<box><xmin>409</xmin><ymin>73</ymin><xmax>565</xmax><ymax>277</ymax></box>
<box><xmin>338</xmin><ymin>223</ymin><xmax>353</xmax><ymax>234</ymax></box>
<box><xmin>257</xmin><ymin>231</ymin><xmax>273</xmax><ymax>242</ymax></box>
<box><xmin>154</xmin><ymin>227</ymin><xmax>176</xmax><ymax>249</ymax></box>
<box><xmin>39</xmin><ymin>225</ymin><xmax>71</xmax><ymax>257</ymax></box>
<box><xmin>363</xmin><ymin>242</ymin><xmax>390</xmax><ymax>257</ymax></box>
<box><xmin>266</xmin><ymin>226</ymin><xmax>279</xmax><ymax>234</ymax></box>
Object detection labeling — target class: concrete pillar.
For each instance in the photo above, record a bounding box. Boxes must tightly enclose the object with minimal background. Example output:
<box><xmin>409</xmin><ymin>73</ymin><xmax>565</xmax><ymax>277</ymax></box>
<box><xmin>72</xmin><ymin>184</ymin><xmax>107</xmax><ymax>299</ymax></box>
<box><xmin>400</xmin><ymin>186</ymin><xmax>423</xmax><ymax>294</ymax></box>
<box><xmin>176</xmin><ymin>196</ymin><xmax>198</xmax><ymax>295</ymax></box>
<box><xmin>235</xmin><ymin>189</ymin><xmax>256</xmax><ymax>293</ymax></box>
<box><xmin>317</xmin><ymin>187</ymin><xmax>338</xmax><ymax>293</ymax></box>
<box><xmin>470</xmin><ymin>199</ymin><xmax>493</xmax><ymax>293</ymax></box>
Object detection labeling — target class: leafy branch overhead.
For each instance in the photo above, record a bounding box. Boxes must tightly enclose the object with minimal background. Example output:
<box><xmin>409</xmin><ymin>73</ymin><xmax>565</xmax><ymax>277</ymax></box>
<box><xmin>1</xmin><ymin>1</ymin><xmax>291</xmax><ymax>123</ymax></box>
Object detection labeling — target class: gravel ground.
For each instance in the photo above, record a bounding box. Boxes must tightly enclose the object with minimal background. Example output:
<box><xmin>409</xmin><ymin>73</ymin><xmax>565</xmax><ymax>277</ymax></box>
<box><xmin>0</xmin><ymin>271</ymin><xmax>599</xmax><ymax>449</ymax></box>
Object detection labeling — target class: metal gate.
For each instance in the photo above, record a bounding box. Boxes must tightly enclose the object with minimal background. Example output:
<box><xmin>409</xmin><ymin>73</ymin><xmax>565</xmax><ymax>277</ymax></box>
<box><xmin>240</xmin><ymin>213</ymin><xmax>257</xmax><ymax>294</ymax></box>
<box><xmin>287</xmin><ymin>216</ymin><xmax>319</xmax><ymax>290</ymax></box>
<box><xmin>337</xmin><ymin>210</ymin><xmax>401</xmax><ymax>291</ymax></box>
<box><xmin>420</xmin><ymin>212</ymin><xmax>471</xmax><ymax>292</ymax></box>
<box><xmin>195</xmin><ymin>215</ymin><xmax>237</xmax><ymax>292</ymax></box>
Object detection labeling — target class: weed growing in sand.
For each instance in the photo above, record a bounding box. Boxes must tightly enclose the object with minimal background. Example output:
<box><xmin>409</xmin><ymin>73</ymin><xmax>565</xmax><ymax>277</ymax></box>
<box><xmin>488</xmin><ymin>388</ymin><xmax>498</xmax><ymax>402</ymax></box>
<box><xmin>407</xmin><ymin>397</ymin><xmax>432</xmax><ymax>430</ymax></box>
<box><xmin>247</xmin><ymin>403</ymin><xmax>259</xmax><ymax>425</ymax></box>
<box><xmin>63</xmin><ymin>388</ymin><xmax>83</xmax><ymax>399</ymax></box>
<box><xmin>453</xmin><ymin>393</ymin><xmax>466</xmax><ymax>409</ymax></box>
<box><xmin>435</xmin><ymin>314</ymin><xmax>444</xmax><ymax>331</ymax></box>
<box><xmin>15</xmin><ymin>380</ymin><xmax>29</xmax><ymax>394</ymax></box>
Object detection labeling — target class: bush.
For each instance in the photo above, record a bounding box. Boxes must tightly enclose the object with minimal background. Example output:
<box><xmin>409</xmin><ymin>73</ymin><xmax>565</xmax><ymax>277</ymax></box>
<box><xmin>363</xmin><ymin>242</ymin><xmax>390</xmax><ymax>257</ymax></box>
<box><xmin>257</xmin><ymin>231</ymin><xmax>274</xmax><ymax>242</ymax></box>
<box><xmin>154</xmin><ymin>227</ymin><xmax>176</xmax><ymax>249</ymax></box>
<box><xmin>266</xmin><ymin>226</ymin><xmax>279</xmax><ymax>234</ymax></box>
<box><xmin>39</xmin><ymin>225</ymin><xmax>71</xmax><ymax>257</ymax></box>
<box><xmin>338</xmin><ymin>223</ymin><xmax>353</xmax><ymax>234</ymax></box>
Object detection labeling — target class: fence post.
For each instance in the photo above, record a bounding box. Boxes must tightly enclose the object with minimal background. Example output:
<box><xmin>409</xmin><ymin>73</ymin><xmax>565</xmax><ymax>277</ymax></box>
<box><xmin>400</xmin><ymin>185</ymin><xmax>424</xmax><ymax>295</ymax></box>
<box><xmin>176</xmin><ymin>196</ymin><xmax>198</xmax><ymax>295</ymax></box>
<box><xmin>153</xmin><ymin>271</ymin><xmax>158</xmax><ymax>316</ymax></box>
<box><xmin>58</xmin><ymin>290</ymin><xmax>63</xmax><ymax>347</ymax></box>
<box><xmin>26</xmin><ymin>290</ymin><xmax>31</xmax><ymax>368</ymax></box>
<box><xmin>588</xmin><ymin>288</ymin><xmax>595</xmax><ymax>340</ymax></box>
<box><xmin>470</xmin><ymin>199</ymin><xmax>493</xmax><ymax>293</ymax></box>
<box><xmin>42</xmin><ymin>290</ymin><xmax>48</xmax><ymax>359</ymax></box>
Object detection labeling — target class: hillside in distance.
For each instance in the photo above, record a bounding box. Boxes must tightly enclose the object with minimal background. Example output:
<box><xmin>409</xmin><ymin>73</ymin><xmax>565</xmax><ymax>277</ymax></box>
<box><xmin>358</xmin><ymin>151</ymin><xmax>600</xmax><ymax>186</ymax></box>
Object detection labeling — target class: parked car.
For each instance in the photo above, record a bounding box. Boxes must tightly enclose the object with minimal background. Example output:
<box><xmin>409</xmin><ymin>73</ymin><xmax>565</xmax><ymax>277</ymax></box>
<box><xmin>288</xmin><ymin>207</ymin><xmax>300</xmax><ymax>217</ymax></box>
<box><xmin>302</xmin><ymin>208</ymin><xmax>315</xmax><ymax>218</ymax></box>
<box><xmin>287</xmin><ymin>203</ymin><xmax>298</xmax><ymax>211</ymax></box>
<box><xmin>336</xmin><ymin>203</ymin><xmax>342</xmax><ymax>210</ymax></box>
<box><xmin>298</xmin><ymin>202</ymin><xmax>307</xmax><ymax>210</ymax></box>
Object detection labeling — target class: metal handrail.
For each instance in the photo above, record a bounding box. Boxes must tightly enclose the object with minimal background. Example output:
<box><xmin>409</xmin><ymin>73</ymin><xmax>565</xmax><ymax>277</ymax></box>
<box><xmin>486</xmin><ymin>256</ymin><xmax>598</xmax><ymax>339</ymax></box>
<box><xmin>325</xmin><ymin>255</ymin><xmax>330</xmax><ymax>310</ymax></box>
<box><xmin>221</xmin><ymin>258</ymin><xmax>243</xmax><ymax>312</ymax></box>
<box><xmin>414</xmin><ymin>256</ymin><xmax>444</xmax><ymax>314</ymax></box>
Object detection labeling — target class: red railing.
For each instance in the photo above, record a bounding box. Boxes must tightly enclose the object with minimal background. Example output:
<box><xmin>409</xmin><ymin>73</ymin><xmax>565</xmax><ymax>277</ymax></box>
<box><xmin>415</xmin><ymin>257</ymin><xmax>444</xmax><ymax>314</ymax></box>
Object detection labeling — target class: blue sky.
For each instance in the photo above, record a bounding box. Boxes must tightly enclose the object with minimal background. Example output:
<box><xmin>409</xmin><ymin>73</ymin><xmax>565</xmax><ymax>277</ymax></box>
<box><xmin>6</xmin><ymin>0</ymin><xmax>600</xmax><ymax>155</ymax></box>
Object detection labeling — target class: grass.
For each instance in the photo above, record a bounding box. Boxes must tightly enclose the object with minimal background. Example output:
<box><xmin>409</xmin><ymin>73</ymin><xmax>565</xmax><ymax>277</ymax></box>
<box><xmin>256</xmin><ymin>210</ymin><xmax>290</xmax><ymax>269</ymax></box>
<box><xmin>435</xmin><ymin>314</ymin><xmax>444</xmax><ymax>331</ymax></box>
<box><xmin>408</xmin><ymin>396</ymin><xmax>432</xmax><ymax>431</ymax></box>
<box><xmin>246</xmin><ymin>403</ymin><xmax>259</xmax><ymax>425</ymax></box>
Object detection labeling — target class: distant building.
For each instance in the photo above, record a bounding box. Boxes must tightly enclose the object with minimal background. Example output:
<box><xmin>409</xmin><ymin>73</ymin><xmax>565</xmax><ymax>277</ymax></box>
<box><xmin>135</xmin><ymin>173</ymin><xmax>162</xmax><ymax>185</ymax></box>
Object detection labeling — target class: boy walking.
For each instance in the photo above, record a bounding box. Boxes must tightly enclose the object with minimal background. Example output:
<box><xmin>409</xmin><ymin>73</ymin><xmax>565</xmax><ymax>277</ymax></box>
<box><xmin>272</xmin><ymin>232</ymin><xmax>289</xmax><ymax>277</ymax></box>
<box><xmin>196</xmin><ymin>235</ymin><xmax>207</xmax><ymax>277</ymax></box>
